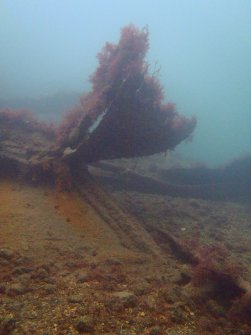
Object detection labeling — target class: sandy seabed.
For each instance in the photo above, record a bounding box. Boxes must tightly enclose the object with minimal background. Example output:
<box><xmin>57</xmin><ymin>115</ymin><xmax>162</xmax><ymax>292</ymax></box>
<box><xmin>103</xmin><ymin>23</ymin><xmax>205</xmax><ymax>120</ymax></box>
<box><xmin>0</xmin><ymin>177</ymin><xmax>250</xmax><ymax>335</ymax></box>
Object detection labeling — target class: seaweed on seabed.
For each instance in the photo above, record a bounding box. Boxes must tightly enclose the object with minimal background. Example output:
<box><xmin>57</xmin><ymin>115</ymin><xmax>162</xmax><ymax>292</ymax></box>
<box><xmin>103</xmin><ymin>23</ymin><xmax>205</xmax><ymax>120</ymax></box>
<box><xmin>191</xmin><ymin>243</ymin><xmax>247</xmax><ymax>307</ymax></box>
<box><xmin>0</xmin><ymin>108</ymin><xmax>55</xmax><ymax>136</ymax></box>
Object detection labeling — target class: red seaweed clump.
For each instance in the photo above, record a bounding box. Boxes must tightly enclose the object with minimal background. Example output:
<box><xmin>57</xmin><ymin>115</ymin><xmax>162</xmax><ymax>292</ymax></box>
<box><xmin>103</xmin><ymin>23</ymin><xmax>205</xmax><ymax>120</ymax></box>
<box><xmin>56</xmin><ymin>105</ymin><xmax>83</xmax><ymax>145</ymax></box>
<box><xmin>192</xmin><ymin>244</ymin><xmax>245</xmax><ymax>304</ymax></box>
<box><xmin>57</xmin><ymin>25</ymin><xmax>196</xmax><ymax>163</ymax></box>
<box><xmin>0</xmin><ymin>108</ymin><xmax>55</xmax><ymax>136</ymax></box>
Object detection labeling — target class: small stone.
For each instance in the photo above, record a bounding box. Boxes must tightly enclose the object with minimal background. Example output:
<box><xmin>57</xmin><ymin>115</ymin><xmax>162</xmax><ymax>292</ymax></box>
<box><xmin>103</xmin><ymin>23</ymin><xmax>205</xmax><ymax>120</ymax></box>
<box><xmin>14</xmin><ymin>256</ymin><xmax>29</xmax><ymax>266</ymax></box>
<box><xmin>8</xmin><ymin>302</ymin><xmax>25</xmax><ymax>312</ymax></box>
<box><xmin>74</xmin><ymin>316</ymin><xmax>94</xmax><ymax>333</ymax></box>
<box><xmin>89</xmin><ymin>262</ymin><xmax>97</xmax><ymax>270</ymax></box>
<box><xmin>76</xmin><ymin>270</ymin><xmax>89</xmax><ymax>283</ymax></box>
<box><xmin>32</xmin><ymin>268</ymin><xmax>48</xmax><ymax>280</ymax></box>
<box><xmin>189</xmin><ymin>199</ymin><xmax>200</xmax><ymax>208</ymax></box>
<box><xmin>66</xmin><ymin>261</ymin><xmax>77</xmax><ymax>269</ymax></box>
<box><xmin>134</xmin><ymin>282</ymin><xmax>149</xmax><ymax>296</ymax></box>
<box><xmin>206</xmin><ymin>299</ymin><xmax>225</xmax><ymax>316</ymax></box>
<box><xmin>0</xmin><ymin>248</ymin><xmax>14</xmax><ymax>260</ymax></box>
<box><xmin>144</xmin><ymin>294</ymin><xmax>157</xmax><ymax>311</ymax></box>
<box><xmin>112</xmin><ymin>291</ymin><xmax>137</xmax><ymax>308</ymax></box>
<box><xmin>0</xmin><ymin>259</ymin><xmax>9</xmax><ymax>266</ymax></box>
<box><xmin>44</xmin><ymin>284</ymin><xmax>57</xmax><ymax>294</ymax></box>
<box><xmin>59</xmin><ymin>270</ymin><xmax>71</xmax><ymax>277</ymax></box>
<box><xmin>104</xmin><ymin>258</ymin><xmax>121</xmax><ymax>266</ymax></box>
<box><xmin>173</xmin><ymin>272</ymin><xmax>191</xmax><ymax>286</ymax></box>
<box><xmin>68</xmin><ymin>295</ymin><xmax>83</xmax><ymax>303</ymax></box>
<box><xmin>44</xmin><ymin>277</ymin><xmax>57</xmax><ymax>285</ymax></box>
<box><xmin>12</xmin><ymin>266</ymin><xmax>32</xmax><ymax>276</ymax></box>
<box><xmin>18</xmin><ymin>273</ymin><xmax>31</xmax><ymax>285</ymax></box>
<box><xmin>149</xmin><ymin>326</ymin><xmax>162</xmax><ymax>335</ymax></box>
<box><xmin>0</xmin><ymin>315</ymin><xmax>16</xmax><ymax>334</ymax></box>
<box><xmin>41</xmin><ymin>264</ymin><xmax>51</xmax><ymax>272</ymax></box>
<box><xmin>0</xmin><ymin>284</ymin><xmax>6</xmax><ymax>294</ymax></box>
<box><xmin>170</xmin><ymin>302</ymin><xmax>188</xmax><ymax>323</ymax></box>
<box><xmin>7</xmin><ymin>283</ymin><xmax>28</xmax><ymax>296</ymax></box>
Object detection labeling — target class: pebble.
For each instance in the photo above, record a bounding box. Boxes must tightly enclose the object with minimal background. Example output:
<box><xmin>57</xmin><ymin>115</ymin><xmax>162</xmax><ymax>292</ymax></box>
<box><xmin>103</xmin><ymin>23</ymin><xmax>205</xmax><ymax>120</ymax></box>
<box><xmin>68</xmin><ymin>294</ymin><xmax>83</xmax><ymax>303</ymax></box>
<box><xmin>0</xmin><ymin>258</ymin><xmax>9</xmax><ymax>266</ymax></box>
<box><xmin>170</xmin><ymin>302</ymin><xmax>188</xmax><ymax>323</ymax></box>
<box><xmin>189</xmin><ymin>199</ymin><xmax>200</xmax><ymax>208</ymax></box>
<box><xmin>0</xmin><ymin>248</ymin><xmax>14</xmax><ymax>260</ymax></box>
<box><xmin>0</xmin><ymin>315</ymin><xmax>16</xmax><ymax>334</ymax></box>
<box><xmin>0</xmin><ymin>283</ymin><xmax>6</xmax><ymax>294</ymax></box>
<box><xmin>32</xmin><ymin>268</ymin><xmax>48</xmax><ymax>280</ymax></box>
<box><xmin>104</xmin><ymin>258</ymin><xmax>122</xmax><ymax>266</ymax></box>
<box><xmin>43</xmin><ymin>284</ymin><xmax>57</xmax><ymax>294</ymax></box>
<box><xmin>112</xmin><ymin>291</ymin><xmax>137</xmax><ymax>308</ymax></box>
<box><xmin>149</xmin><ymin>326</ymin><xmax>162</xmax><ymax>335</ymax></box>
<box><xmin>76</xmin><ymin>270</ymin><xmax>89</xmax><ymax>283</ymax></box>
<box><xmin>44</xmin><ymin>276</ymin><xmax>57</xmax><ymax>285</ymax></box>
<box><xmin>7</xmin><ymin>283</ymin><xmax>29</xmax><ymax>296</ymax></box>
<box><xmin>144</xmin><ymin>294</ymin><xmax>157</xmax><ymax>311</ymax></box>
<box><xmin>173</xmin><ymin>271</ymin><xmax>191</xmax><ymax>286</ymax></box>
<box><xmin>134</xmin><ymin>282</ymin><xmax>149</xmax><ymax>296</ymax></box>
<box><xmin>18</xmin><ymin>273</ymin><xmax>31</xmax><ymax>285</ymax></box>
<box><xmin>74</xmin><ymin>316</ymin><xmax>94</xmax><ymax>333</ymax></box>
<box><xmin>12</xmin><ymin>266</ymin><xmax>32</xmax><ymax>276</ymax></box>
<box><xmin>14</xmin><ymin>256</ymin><xmax>30</xmax><ymax>266</ymax></box>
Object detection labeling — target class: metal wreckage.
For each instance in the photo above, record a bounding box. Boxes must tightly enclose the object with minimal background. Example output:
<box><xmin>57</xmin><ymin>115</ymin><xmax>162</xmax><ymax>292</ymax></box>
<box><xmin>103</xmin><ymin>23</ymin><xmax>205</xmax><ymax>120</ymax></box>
<box><xmin>0</xmin><ymin>25</ymin><xmax>195</xmax><ymax>187</ymax></box>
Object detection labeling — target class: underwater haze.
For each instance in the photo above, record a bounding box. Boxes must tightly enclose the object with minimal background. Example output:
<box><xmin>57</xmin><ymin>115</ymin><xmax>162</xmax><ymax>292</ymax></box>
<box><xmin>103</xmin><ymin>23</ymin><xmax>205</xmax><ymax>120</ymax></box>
<box><xmin>0</xmin><ymin>0</ymin><xmax>251</xmax><ymax>167</ymax></box>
